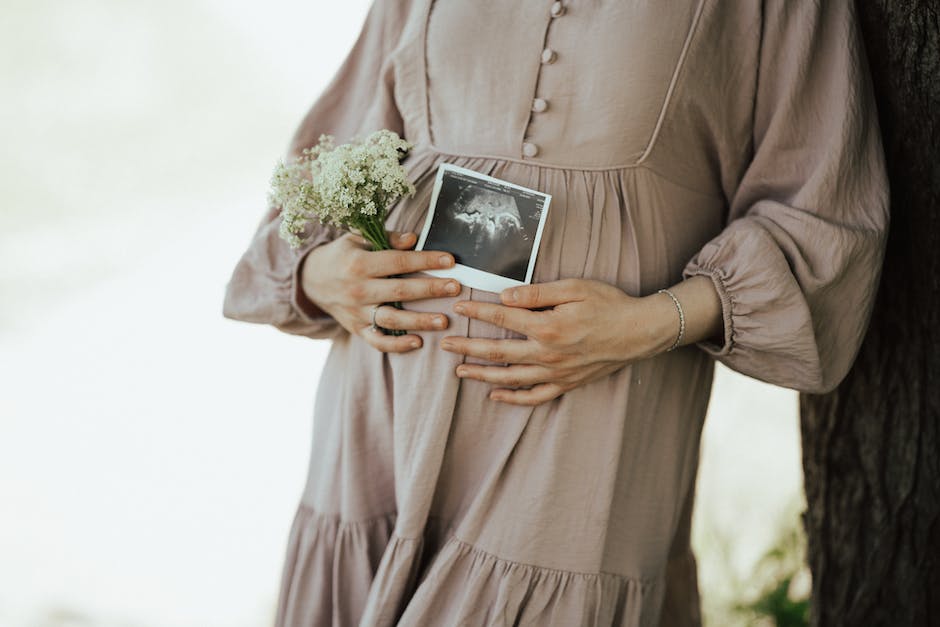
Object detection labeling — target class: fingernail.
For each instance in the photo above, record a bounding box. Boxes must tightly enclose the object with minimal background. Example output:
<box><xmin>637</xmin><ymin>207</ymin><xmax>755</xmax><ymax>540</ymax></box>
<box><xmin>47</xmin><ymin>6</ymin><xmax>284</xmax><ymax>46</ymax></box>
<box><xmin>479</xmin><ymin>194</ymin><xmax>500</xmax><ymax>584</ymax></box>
<box><xmin>433</xmin><ymin>316</ymin><xmax>446</xmax><ymax>328</ymax></box>
<box><xmin>456</xmin><ymin>367</ymin><xmax>466</xmax><ymax>377</ymax></box>
<box><xmin>446</xmin><ymin>281</ymin><xmax>460</xmax><ymax>294</ymax></box>
<box><xmin>439</xmin><ymin>255</ymin><xmax>453</xmax><ymax>267</ymax></box>
<box><xmin>503</xmin><ymin>289</ymin><xmax>517</xmax><ymax>303</ymax></box>
<box><xmin>454</xmin><ymin>303</ymin><xmax>466</xmax><ymax>314</ymax></box>
<box><xmin>410</xmin><ymin>339</ymin><xmax>420</xmax><ymax>348</ymax></box>
<box><xmin>440</xmin><ymin>340</ymin><xmax>453</xmax><ymax>350</ymax></box>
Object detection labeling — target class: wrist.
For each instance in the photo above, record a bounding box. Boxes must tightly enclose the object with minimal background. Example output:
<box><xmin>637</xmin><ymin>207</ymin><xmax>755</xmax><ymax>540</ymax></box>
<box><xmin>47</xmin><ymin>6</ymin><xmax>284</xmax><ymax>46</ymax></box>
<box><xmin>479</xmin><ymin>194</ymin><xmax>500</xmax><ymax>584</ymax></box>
<box><xmin>295</xmin><ymin>248</ymin><xmax>329</xmax><ymax>319</ymax></box>
<box><xmin>645</xmin><ymin>291</ymin><xmax>684</xmax><ymax>356</ymax></box>
<box><xmin>612</xmin><ymin>291</ymin><xmax>682</xmax><ymax>361</ymax></box>
<box><xmin>656</xmin><ymin>288</ymin><xmax>686</xmax><ymax>352</ymax></box>
<box><xmin>651</xmin><ymin>275</ymin><xmax>724</xmax><ymax>352</ymax></box>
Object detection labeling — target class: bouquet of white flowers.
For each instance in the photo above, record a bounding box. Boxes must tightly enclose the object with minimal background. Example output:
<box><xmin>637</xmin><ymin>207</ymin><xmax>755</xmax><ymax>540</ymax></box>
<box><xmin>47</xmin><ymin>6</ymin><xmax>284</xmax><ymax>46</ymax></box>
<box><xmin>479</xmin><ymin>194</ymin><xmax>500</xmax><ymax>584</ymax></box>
<box><xmin>269</xmin><ymin>129</ymin><xmax>416</xmax><ymax>252</ymax></box>
<box><xmin>267</xmin><ymin>129</ymin><xmax>416</xmax><ymax>335</ymax></box>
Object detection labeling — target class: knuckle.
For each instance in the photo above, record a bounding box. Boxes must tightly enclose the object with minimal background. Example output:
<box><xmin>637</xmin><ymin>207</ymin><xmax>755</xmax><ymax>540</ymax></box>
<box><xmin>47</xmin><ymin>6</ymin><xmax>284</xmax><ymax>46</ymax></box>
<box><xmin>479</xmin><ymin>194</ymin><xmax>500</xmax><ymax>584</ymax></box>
<box><xmin>393</xmin><ymin>253</ymin><xmax>410</xmax><ymax>273</ymax></box>
<box><xmin>527</xmin><ymin>286</ymin><xmax>540</xmax><ymax>305</ymax></box>
<box><xmin>491</xmin><ymin>309</ymin><xmax>506</xmax><ymax>328</ymax></box>
<box><xmin>390</xmin><ymin>312</ymin><xmax>410</xmax><ymax>330</ymax></box>
<box><xmin>486</xmin><ymin>348</ymin><xmax>505</xmax><ymax>363</ymax></box>
<box><xmin>424</xmin><ymin>252</ymin><xmax>443</xmax><ymax>269</ymax></box>
<box><xmin>346</xmin><ymin>282</ymin><xmax>367</xmax><ymax>303</ymax></box>
<box><xmin>391</xmin><ymin>282</ymin><xmax>408</xmax><ymax>300</ymax></box>
<box><xmin>347</xmin><ymin>254</ymin><xmax>367</xmax><ymax>276</ymax></box>
<box><xmin>535</xmin><ymin>323</ymin><xmax>559</xmax><ymax>344</ymax></box>
<box><xmin>373</xmin><ymin>306</ymin><xmax>392</xmax><ymax>327</ymax></box>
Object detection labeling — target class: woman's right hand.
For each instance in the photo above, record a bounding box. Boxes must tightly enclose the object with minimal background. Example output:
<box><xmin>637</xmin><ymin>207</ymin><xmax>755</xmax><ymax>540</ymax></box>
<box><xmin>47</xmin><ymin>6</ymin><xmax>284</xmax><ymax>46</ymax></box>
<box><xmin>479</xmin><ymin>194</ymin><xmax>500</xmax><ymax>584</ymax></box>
<box><xmin>299</xmin><ymin>231</ymin><xmax>461</xmax><ymax>352</ymax></box>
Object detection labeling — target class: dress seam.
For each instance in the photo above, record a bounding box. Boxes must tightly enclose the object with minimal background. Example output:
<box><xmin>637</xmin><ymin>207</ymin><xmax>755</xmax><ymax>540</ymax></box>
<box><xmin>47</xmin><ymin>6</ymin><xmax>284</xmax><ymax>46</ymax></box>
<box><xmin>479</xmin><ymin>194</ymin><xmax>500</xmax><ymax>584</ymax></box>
<box><xmin>297</xmin><ymin>501</ymin><xmax>397</xmax><ymax>526</ymax></box>
<box><xmin>413</xmin><ymin>144</ymin><xmax>725</xmax><ymax>199</ymax></box>
<box><xmin>420</xmin><ymin>0</ymin><xmax>435</xmax><ymax>147</ymax></box>
<box><xmin>423</xmin><ymin>142</ymin><xmax>643</xmax><ymax>172</ymax></box>
<box><xmin>636</xmin><ymin>0</ymin><xmax>707</xmax><ymax>165</ymax></box>
<box><xmin>444</xmin><ymin>536</ymin><xmax>663</xmax><ymax>585</ymax></box>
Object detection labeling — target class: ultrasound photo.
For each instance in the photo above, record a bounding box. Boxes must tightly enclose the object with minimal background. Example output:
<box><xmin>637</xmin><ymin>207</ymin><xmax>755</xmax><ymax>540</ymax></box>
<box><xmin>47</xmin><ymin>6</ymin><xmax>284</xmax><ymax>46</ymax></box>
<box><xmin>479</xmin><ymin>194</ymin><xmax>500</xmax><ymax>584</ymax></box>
<box><xmin>416</xmin><ymin>164</ymin><xmax>551</xmax><ymax>292</ymax></box>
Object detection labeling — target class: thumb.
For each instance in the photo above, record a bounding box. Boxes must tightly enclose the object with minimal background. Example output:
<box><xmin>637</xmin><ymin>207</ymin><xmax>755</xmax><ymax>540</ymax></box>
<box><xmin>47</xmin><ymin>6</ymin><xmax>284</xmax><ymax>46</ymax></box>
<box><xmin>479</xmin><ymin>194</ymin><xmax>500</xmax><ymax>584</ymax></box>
<box><xmin>501</xmin><ymin>279</ymin><xmax>584</xmax><ymax>308</ymax></box>
<box><xmin>389</xmin><ymin>231</ymin><xmax>418</xmax><ymax>250</ymax></box>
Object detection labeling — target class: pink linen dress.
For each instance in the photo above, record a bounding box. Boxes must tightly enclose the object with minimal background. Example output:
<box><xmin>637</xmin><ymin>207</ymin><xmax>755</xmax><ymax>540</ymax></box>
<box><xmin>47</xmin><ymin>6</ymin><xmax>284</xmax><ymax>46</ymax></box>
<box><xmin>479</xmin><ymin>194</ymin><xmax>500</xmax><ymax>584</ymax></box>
<box><xmin>222</xmin><ymin>1</ymin><xmax>889</xmax><ymax>625</ymax></box>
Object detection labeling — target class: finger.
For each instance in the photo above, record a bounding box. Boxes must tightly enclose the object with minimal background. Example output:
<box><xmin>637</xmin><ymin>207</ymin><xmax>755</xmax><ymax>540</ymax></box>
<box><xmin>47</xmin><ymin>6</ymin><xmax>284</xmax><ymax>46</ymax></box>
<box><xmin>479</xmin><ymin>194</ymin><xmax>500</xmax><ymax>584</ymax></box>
<box><xmin>501</xmin><ymin>279</ymin><xmax>586</xmax><ymax>308</ymax></box>
<box><xmin>439</xmin><ymin>337</ymin><xmax>540</xmax><ymax>364</ymax></box>
<box><xmin>389</xmin><ymin>231</ymin><xmax>418</xmax><ymax>250</ymax></box>
<box><xmin>364</xmin><ymin>277</ymin><xmax>461</xmax><ymax>303</ymax></box>
<box><xmin>373</xmin><ymin>305</ymin><xmax>449</xmax><ymax>331</ymax></box>
<box><xmin>489</xmin><ymin>383</ymin><xmax>567</xmax><ymax>406</ymax></box>
<box><xmin>452</xmin><ymin>301</ymin><xmax>539</xmax><ymax>336</ymax></box>
<box><xmin>454</xmin><ymin>364</ymin><xmax>551</xmax><ymax>387</ymax></box>
<box><xmin>339</xmin><ymin>231</ymin><xmax>370</xmax><ymax>249</ymax></box>
<box><xmin>358</xmin><ymin>325</ymin><xmax>424</xmax><ymax>353</ymax></box>
<box><xmin>357</xmin><ymin>248</ymin><xmax>456</xmax><ymax>277</ymax></box>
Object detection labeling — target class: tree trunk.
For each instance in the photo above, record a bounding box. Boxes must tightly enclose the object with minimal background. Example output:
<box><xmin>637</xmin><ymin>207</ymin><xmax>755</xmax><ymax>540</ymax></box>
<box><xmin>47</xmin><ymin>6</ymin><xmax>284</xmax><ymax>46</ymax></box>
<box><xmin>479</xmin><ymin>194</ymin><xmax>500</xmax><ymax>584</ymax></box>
<box><xmin>799</xmin><ymin>2</ymin><xmax>940</xmax><ymax>626</ymax></box>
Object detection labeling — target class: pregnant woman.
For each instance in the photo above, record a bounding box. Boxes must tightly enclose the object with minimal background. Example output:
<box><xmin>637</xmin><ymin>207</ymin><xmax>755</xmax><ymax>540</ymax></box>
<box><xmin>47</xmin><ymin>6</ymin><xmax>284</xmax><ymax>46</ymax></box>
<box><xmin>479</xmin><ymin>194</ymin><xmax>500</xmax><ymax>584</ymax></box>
<box><xmin>222</xmin><ymin>1</ymin><xmax>889</xmax><ymax>625</ymax></box>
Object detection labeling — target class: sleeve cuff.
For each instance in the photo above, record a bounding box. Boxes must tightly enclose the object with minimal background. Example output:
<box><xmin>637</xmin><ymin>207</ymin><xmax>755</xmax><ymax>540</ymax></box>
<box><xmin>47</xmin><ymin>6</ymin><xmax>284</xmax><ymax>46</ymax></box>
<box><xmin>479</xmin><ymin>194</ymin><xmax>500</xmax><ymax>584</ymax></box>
<box><xmin>682</xmin><ymin>264</ymin><xmax>735</xmax><ymax>357</ymax></box>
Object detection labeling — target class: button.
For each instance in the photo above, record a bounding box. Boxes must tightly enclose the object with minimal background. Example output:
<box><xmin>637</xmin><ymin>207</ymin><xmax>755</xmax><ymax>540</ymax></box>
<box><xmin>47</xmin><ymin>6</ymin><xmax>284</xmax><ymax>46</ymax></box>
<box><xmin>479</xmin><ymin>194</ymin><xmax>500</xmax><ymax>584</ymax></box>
<box><xmin>522</xmin><ymin>142</ymin><xmax>539</xmax><ymax>158</ymax></box>
<box><xmin>540</xmin><ymin>48</ymin><xmax>557</xmax><ymax>64</ymax></box>
<box><xmin>550</xmin><ymin>1</ymin><xmax>566</xmax><ymax>17</ymax></box>
<box><xmin>531</xmin><ymin>98</ymin><xmax>548</xmax><ymax>113</ymax></box>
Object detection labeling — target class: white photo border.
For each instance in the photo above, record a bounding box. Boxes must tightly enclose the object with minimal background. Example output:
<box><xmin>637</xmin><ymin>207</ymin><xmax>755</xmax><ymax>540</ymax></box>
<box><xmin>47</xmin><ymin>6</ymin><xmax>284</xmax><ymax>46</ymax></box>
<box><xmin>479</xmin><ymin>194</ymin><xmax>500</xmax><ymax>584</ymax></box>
<box><xmin>414</xmin><ymin>163</ymin><xmax>552</xmax><ymax>293</ymax></box>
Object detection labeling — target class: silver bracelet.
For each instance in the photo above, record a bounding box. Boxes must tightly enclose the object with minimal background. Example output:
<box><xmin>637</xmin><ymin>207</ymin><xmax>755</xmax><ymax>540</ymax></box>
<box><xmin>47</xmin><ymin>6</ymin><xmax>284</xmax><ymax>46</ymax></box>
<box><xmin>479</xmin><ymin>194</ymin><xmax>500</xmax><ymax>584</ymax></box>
<box><xmin>657</xmin><ymin>288</ymin><xmax>685</xmax><ymax>352</ymax></box>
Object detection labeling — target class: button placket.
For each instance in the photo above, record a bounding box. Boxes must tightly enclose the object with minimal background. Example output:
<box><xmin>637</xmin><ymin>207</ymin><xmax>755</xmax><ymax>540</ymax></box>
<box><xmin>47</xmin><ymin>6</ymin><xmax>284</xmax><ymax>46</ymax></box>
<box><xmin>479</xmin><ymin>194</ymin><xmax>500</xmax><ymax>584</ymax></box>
<box><xmin>523</xmin><ymin>2</ymin><xmax>565</xmax><ymax>160</ymax></box>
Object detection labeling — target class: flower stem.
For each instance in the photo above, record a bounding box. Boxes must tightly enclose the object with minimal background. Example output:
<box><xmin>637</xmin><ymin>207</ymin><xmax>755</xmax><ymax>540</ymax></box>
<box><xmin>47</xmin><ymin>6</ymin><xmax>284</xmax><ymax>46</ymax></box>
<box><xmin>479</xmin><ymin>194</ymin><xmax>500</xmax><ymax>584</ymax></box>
<box><xmin>359</xmin><ymin>217</ymin><xmax>406</xmax><ymax>336</ymax></box>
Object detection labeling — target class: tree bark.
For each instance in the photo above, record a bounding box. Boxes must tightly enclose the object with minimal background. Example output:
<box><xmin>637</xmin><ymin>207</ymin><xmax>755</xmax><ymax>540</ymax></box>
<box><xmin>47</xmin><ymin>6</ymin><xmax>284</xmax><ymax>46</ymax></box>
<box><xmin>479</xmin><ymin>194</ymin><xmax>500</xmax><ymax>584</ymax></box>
<box><xmin>799</xmin><ymin>2</ymin><xmax>940</xmax><ymax>626</ymax></box>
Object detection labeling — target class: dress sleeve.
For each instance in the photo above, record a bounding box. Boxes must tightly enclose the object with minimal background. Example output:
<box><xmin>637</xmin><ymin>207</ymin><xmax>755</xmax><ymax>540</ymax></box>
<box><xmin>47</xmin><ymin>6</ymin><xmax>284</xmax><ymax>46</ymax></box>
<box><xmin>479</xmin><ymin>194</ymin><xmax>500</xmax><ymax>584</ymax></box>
<box><xmin>222</xmin><ymin>0</ymin><xmax>409</xmax><ymax>340</ymax></box>
<box><xmin>681</xmin><ymin>1</ymin><xmax>890</xmax><ymax>394</ymax></box>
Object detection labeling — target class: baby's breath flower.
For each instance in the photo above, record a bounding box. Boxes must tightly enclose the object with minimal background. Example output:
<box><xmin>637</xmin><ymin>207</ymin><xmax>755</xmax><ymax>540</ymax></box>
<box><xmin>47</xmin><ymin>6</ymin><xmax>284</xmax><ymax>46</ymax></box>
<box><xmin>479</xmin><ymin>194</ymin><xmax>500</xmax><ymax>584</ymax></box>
<box><xmin>269</xmin><ymin>129</ymin><xmax>415</xmax><ymax>252</ymax></box>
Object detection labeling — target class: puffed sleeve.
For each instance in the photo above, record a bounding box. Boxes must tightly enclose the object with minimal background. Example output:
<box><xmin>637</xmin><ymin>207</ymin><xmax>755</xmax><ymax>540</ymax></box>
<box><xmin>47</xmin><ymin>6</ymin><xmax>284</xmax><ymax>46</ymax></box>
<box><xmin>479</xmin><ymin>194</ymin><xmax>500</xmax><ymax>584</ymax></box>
<box><xmin>681</xmin><ymin>1</ymin><xmax>890</xmax><ymax>394</ymax></box>
<box><xmin>222</xmin><ymin>0</ymin><xmax>410</xmax><ymax>340</ymax></box>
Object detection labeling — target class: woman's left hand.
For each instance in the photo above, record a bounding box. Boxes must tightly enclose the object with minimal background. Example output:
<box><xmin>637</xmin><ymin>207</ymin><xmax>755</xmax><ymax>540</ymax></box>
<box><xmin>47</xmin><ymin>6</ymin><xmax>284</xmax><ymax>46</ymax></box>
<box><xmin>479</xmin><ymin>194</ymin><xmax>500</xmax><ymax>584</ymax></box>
<box><xmin>439</xmin><ymin>278</ymin><xmax>679</xmax><ymax>405</ymax></box>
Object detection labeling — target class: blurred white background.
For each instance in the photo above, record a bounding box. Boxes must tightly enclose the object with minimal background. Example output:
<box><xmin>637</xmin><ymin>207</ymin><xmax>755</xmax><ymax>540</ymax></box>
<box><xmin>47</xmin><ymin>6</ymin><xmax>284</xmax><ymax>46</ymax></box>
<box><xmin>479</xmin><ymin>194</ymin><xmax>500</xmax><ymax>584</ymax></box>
<box><xmin>0</xmin><ymin>1</ymin><xmax>803</xmax><ymax>625</ymax></box>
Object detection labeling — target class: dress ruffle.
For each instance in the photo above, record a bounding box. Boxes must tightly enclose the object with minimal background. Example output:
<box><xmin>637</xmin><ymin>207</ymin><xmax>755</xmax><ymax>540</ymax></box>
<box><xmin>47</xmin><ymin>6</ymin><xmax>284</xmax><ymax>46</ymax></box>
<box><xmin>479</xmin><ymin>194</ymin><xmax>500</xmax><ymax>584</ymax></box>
<box><xmin>275</xmin><ymin>502</ymin><xmax>664</xmax><ymax>627</ymax></box>
<box><xmin>398</xmin><ymin>536</ymin><xmax>663</xmax><ymax>627</ymax></box>
<box><xmin>274</xmin><ymin>504</ymin><xmax>396</xmax><ymax>627</ymax></box>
